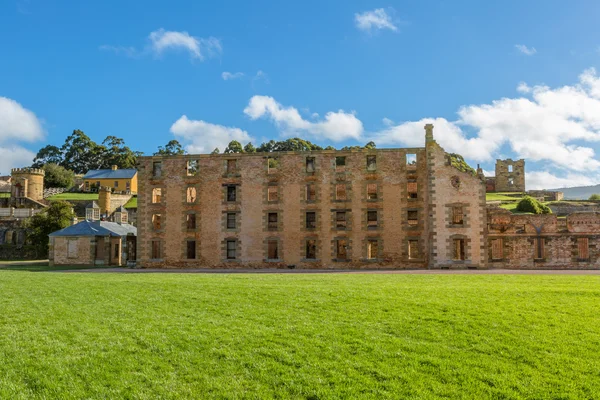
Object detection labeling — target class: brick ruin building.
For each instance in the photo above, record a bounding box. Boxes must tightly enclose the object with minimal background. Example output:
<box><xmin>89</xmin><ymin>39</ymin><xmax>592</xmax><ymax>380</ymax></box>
<box><xmin>485</xmin><ymin>159</ymin><xmax>526</xmax><ymax>193</ymax></box>
<box><xmin>135</xmin><ymin>125</ymin><xmax>600</xmax><ymax>269</ymax></box>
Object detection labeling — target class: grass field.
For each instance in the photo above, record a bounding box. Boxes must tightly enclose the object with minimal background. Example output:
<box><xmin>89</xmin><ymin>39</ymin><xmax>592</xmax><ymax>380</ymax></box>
<box><xmin>485</xmin><ymin>192</ymin><xmax>524</xmax><ymax>201</ymax></box>
<box><xmin>0</xmin><ymin>272</ymin><xmax>598</xmax><ymax>399</ymax></box>
<box><xmin>47</xmin><ymin>193</ymin><xmax>99</xmax><ymax>201</ymax></box>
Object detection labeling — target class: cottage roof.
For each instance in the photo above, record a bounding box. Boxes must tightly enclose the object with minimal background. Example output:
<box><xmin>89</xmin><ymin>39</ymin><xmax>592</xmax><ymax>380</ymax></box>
<box><xmin>83</xmin><ymin>169</ymin><xmax>137</xmax><ymax>180</ymax></box>
<box><xmin>86</xmin><ymin>201</ymin><xmax>100</xmax><ymax>209</ymax></box>
<box><xmin>49</xmin><ymin>220</ymin><xmax>137</xmax><ymax>237</ymax></box>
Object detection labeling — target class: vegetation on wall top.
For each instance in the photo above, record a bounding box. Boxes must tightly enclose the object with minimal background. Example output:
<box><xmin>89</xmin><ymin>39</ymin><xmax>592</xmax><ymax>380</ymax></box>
<box><xmin>447</xmin><ymin>153</ymin><xmax>477</xmax><ymax>176</ymax></box>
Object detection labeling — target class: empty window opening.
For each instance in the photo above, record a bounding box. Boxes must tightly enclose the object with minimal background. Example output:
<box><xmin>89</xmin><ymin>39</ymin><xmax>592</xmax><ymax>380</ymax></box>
<box><xmin>407</xmin><ymin>210</ymin><xmax>418</xmax><ymax>226</ymax></box>
<box><xmin>152</xmin><ymin>161</ymin><xmax>162</xmax><ymax>177</ymax></box>
<box><xmin>187</xmin><ymin>159</ymin><xmax>199</xmax><ymax>176</ymax></box>
<box><xmin>336</xmin><ymin>212</ymin><xmax>347</xmax><ymax>229</ymax></box>
<box><xmin>367</xmin><ymin>240</ymin><xmax>379</xmax><ymax>259</ymax></box>
<box><xmin>367</xmin><ymin>155</ymin><xmax>377</xmax><ymax>171</ymax></box>
<box><xmin>453</xmin><ymin>239</ymin><xmax>466</xmax><ymax>261</ymax></box>
<box><xmin>306</xmin><ymin>184</ymin><xmax>316</xmax><ymax>201</ymax></box>
<box><xmin>151</xmin><ymin>240</ymin><xmax>161</xmax><ymax>259</ymax></box>
<box><xmin>186</xmin><ymin>214</ymin><xmax>196</xmax><ymax>230</ymax></box>
<box><xmin>114</xmin><ymin>243</ymin><xmax>120</xmax><ymax>259</ymax></box>
<box><xmin>534</xmin><ymin>238</ymin><xmax>544</xmax><ymax>259</ymax></box>
<box><xmin>408</xmin><ymin>240</ymin><xmax>419</xmax><ymax>259</ymax></box>
<box><xmin>268</xmin><ymin>157</ymin><xmax>280</xmax><ymax>173</ymax></box>
<box><xmin>578</xmin><ymin>238</ymin><xmax>589</xmax><ymax>260</ymax></box>
<box><xmin>508</xmin><ymin>165</ymin><xmax>513</xmax><ymax>173</ymax></box>
<box><xmin>226</xmin><ymin>240</ymin><xmax>237</xmax><ymax>260</ymax></box>
<box><xmin>306</xmin><ymin>157</ymin><xmax>315</xmax><ymax>172</ymax></box>
<box><xmin>407</xmin><ymin>153</ymin><xmax>417</xmax><ymax>166</ymax></box>
<box><xmin>268</xmin><ymin>213</ymin><xmax>278</xmax><ymax>230</ymax></box>
<box><xmin>187</xmin><ymin>241</ymin><xmax>196</xmax><ymax>259</ymax></box>
<box><xmin>491</xmin><ymin>239</ymin><xmax>503</xmax><ymax>260</ymax></box>
<box><xmin>267</xmin><ymin>240</ymin><xmax>279</xmax><ymax>260</ymax></box>
<box><xmin>227</xmin><ymin>185</ymin><xmax>237</xmax><ymax>202</ymax></box>
<box><xmin>306</xmin><ymin>212</ymin><xmax>316</xmax><ymax>229</ymax></box>
<box><xmin>67</xmin><ymin>239</ymin><xmax>78</xmax><ymax>258</ymax></box>
<box><xmin>335</xmin><ymin>156</ymin><xmax>346</xmax><ymax>169</ymax></box>
<box><xmin>367</xmin><ymin>211</ymin><xmax>378</xmax><ymax>228</ymax></box>
<box><xmin>367</xmin><ymin>183</ymin><xmax>378</xmax><ymax>200</ymax></box>
<box><xmin>152</xmin><ymin>214</ymin><xmax>162</xmax><ymax>230</ymax></box>
<box><xmin>508</xmin><ymin>178</ymin><xmax>514</xmax><ymax>186</ymax></box>
<box><xmin>227</xmin><ymin>159</ymin><xmax>237</xmax><ymax>174</ymax></box>
<box><xmin>226</xmin><ymin>213</ymin><xmax>236</xmax><ymax>229</ymax></box>
<box><xmin>305</xmin><ymin>240</ymin><xmax>317</xmax><ymax>259</ymax></box>
<box><xmin>452</xmin><ymin>206</ymin><xmax>464</xmax><ymax>225</ymax></box>
<box><xmin>407</xmin><ymin>181</ymin><xmax>418</xmax><ymax>199</ymax></box>
<box><xmin>336</xmin><ymin>184</ymin><xmax>347</xmax><ymax>201</ymax></box>
<box><xmin>186</xmin><ymin>187</ymin><xmax>197</xmax><ymax>203</ymax></box>
<box><xmin>267</xmin><ymin>186</ymin><xmax>278</xmax><ymax>202</ymax></box>
<box><xmin>114</xmin><ymin>181</ymin><xmax>119</xmax><ymax>188</ymax></box>
<box><xmin>336</xmin><ymin>239</ymin><xmax>348</xmax><ymax>260</ymax></box>
<box><xmin>152</xmin><ymin>188</ymin><xmax>162</xmax><ymax>203</ymax></box>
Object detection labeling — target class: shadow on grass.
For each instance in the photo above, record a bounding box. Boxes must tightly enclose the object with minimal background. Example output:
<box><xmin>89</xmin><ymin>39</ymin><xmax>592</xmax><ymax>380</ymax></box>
<box><xmin>0</xmin><ymin>264</ymin><xmax>123</xmax><ymax>272</ymax></box>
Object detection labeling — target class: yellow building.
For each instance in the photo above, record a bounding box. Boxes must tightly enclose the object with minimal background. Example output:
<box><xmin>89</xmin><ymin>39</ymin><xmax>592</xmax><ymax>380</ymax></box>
<box><xmin>83</xmin><ymin>166</ymin><xmax>138</xmax><ymax>194</ymax></box>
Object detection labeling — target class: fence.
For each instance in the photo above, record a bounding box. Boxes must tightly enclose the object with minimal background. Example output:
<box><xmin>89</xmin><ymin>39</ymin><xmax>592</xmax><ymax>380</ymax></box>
<box><xmin>0</xmin><ymin>208</ymin><xmax>42</xmax><ymax>219</ymax></box>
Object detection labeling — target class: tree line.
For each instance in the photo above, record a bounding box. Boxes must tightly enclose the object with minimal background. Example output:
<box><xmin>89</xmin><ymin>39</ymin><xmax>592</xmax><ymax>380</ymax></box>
<box><xmin>30</xmin><ymin>129</ymin><xmax>377</xmax><ymax>187</ymax></box>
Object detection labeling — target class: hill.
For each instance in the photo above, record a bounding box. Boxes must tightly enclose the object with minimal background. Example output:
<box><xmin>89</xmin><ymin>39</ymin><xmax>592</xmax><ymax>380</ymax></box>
<box><xmin>549</xmin><ymin>184</ymin><xmax>600</xmax><ymax>200</ymax></box>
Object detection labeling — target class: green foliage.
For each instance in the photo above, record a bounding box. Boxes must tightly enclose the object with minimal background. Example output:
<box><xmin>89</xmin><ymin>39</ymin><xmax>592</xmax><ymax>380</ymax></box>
<box><xmin>42</xmin><ymin>163</ymin><xmax>75</xmax><ymax>188</ymax></box>
<box><xmin>447</xmin><ymin>153</ymin><xmax>477</xmax><ymax>175</ymax></box>
<box><xmin>100</xmin><ymin>136</ymin><xmax>143</xmax><ymax>169</ymax></box>
<box><xmin>60</xmin><ymin>130</ymin><xmax>105</xmax><ymax>173</ymax></box>
<box><xmin>0</xmin><ymin>274</ymin><xmax>598</xmax><ymax>398</ymax></box>
<box><xmin>211</xmin><ymin>148</ymin><xmax>220</xmax><ymax>154</ymax></box>
<box><xmin>243</xmin><ymin>142</ymin><xmax>256</xmax><ymax>153</ymax></box>
<box><xmin>341</xmin><ymin>142</ymin><xmax>377</xmax><ymax>151</ymax></box>
<box><xmin>224</xmin><ymin>140</ymin><xmax>244</xmax><ymax>154</ymax></box>
<box><xmin>25</xmin><ymin>201</ymin><xmax>75</xmax><ymax>256</ymax></box>
<box><xmin>154</xmin><ymin>140</ymin><xmax>185</xmax><ymax>156</ymax></box>
<box><xmin>516</xmin><ymin>196</ymin><xmax>552</xmax><ymax>214</ymax></box>
<box><xmin>589</xmin><ymin>194</ymin><xmax>600</xmax><ymax>200</ymax></box>
<box><xmin>32</xmin><ymin>145</ymin><xmax>63</xmax><ymax>168</ymax></box>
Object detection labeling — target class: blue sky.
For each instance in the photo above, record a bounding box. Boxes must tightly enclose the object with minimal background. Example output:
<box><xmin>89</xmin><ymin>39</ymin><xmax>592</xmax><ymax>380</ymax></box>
<box><xmin>2</xmin><ymin>0</ymin><xmax>600</xmax><ymax>189</ymax></box>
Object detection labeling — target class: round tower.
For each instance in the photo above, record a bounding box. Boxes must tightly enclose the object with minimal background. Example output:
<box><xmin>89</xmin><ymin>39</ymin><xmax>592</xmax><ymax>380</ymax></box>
<box><xmin>10</xmin><ymin>168</ymin><xmax>45</xmax><ymax>202</ymax></box>
<box><xmin>98</xmin><ymin>186</ymin><xmax>112</xmax><ymax>216</ymax></box>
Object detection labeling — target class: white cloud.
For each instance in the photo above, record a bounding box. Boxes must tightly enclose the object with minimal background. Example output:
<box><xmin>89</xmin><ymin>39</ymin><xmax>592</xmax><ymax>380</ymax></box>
<box><xmin>170</xmin><ymin>115</ymin><xmax>252</xmax><ymax>153</ymax></box>
<box><xmin>244</xmin><ymin>95</ymin><xmax>363</xmax><ymax>141</ymax></box>
<box><xmin>222</xmin><ymin>72</ymin><xmax>244</xmax><ymax>81</ymax></box>
<box><xmin>0</xmin><ymin>145</ymin><xmax>35</xmax><ymax>175</ymax></box>
<box><xmin>148</xmin><ymin>29</ymin><xmax>221</xmax><ymax>60</ymax></box>
<box><xmin>0</xmin><ymin>96</ymin><xmax>44</xmax><ymax>143</ymax></box>
<box><xmin>515</xmin><ymin>44</ymin><xmax>537</xmax><ymax>55</ymax></box>
<box><xmin>516</xmin><ymin>82</ymin><xmax>531</xmax><ymax>94</ymax></box>
<box><xmin>252</xmin><ymin>70</ymin><xmax>269</xmax><ymax>85</ymax></box>
<box><xmin>382</xmin><ymin>117</ymin><xmax>394</xmax><ymax>126</ymax></box>
<box><xmin>526</xmin><ymin>171</ymin><xmax>597</xmax><ymax>190</ymax></box>
<box><xmin>370</xmin><ymin>68</ymin><xmax>600</xmax><ymax>173</ymax></box>
<box><xmin>355</xmin><ymin>8</ymin><xmax>398</xmax><ymax>32</ymax></box>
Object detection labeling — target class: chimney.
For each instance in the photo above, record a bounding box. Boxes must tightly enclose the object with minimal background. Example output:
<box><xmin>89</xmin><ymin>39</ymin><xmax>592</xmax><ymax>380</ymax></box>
<box><xmin>424</xmin><ymin>124</ymin><xmax>434</xmax><ymax>143</ymax></box>
<box><xmin>111</xmin><ymin>165</ymin><xmax>118</xmax><ymax>171</ymax></box>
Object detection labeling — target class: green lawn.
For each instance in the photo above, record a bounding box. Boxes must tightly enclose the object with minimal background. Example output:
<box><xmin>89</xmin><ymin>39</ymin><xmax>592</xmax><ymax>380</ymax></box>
<box><xmin>124</xmin><ymin>195</ymin><xmax>137</xmax><ymax>209</ymax></box>
<box><xmin>0</xmin><ymin>273</ymin><xmax>598</xmax><ymax>399</ymax></box>
<box><xmin>47</xmin><ymin>192</ymin><xmax>99</xmax><ymax>201</ymax></box>
<box><xmin>486</xmin><ymin>192</ymin><xmax>523</xmax><ymax>201</ymax></box>
<box><xmin>0</xmin><ymin>192</ymin><xmax>9</xmax><ymax>198</ymax></box>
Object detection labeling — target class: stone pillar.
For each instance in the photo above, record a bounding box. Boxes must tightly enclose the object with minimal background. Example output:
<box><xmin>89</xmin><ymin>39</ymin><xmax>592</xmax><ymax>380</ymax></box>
<box><xmin>425</xmin><ymin>123</ymin><xmax>434</xmax><ymax>143</ymax></box>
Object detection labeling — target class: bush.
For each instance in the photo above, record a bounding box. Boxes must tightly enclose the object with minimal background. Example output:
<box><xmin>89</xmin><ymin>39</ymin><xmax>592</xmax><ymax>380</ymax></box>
<box><xmin>516</xmin><ymin>196</ymin><xmax>552</xmax><ymax>214</ymax></box>
<box><xmin>43</xmin><ymin>163</ymin><xmax>75</xmax><ymax>188</ymax></box>
<box><xmin>589</xmin><ymin>194</ymin><xmax>600</xmax><ymax>200</ymax></box>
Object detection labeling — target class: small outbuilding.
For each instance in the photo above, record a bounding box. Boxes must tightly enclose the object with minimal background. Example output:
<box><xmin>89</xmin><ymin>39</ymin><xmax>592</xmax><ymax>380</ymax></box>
<box><xmin>49</xmin><ymin>220</ymin><xmax>137</xmax><ymax>267</ymax></box>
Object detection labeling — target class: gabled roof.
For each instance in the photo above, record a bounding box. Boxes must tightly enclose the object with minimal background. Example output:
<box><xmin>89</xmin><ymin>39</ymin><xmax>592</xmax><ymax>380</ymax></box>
<box><xmin>49</xmin><ymin>220</ymin><xmax>137</xmax><ymax>237</ymax></box>
<box><xmin>86</xmin><ymin>201</ymin><xmax>99</xmax><ymax>209</ymax></box>
<box><xmin>83</xmin><ymin>169</ymin><xmax>137</xmax><ymax>180</ymax></box>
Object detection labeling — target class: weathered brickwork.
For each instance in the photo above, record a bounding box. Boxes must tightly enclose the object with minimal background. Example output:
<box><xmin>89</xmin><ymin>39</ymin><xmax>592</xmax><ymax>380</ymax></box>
<box><xmin>487</xmin><ymin>208</ymin><xmax>600</xmax><ymax>268</ymax></box>
<box><xmin>49</xmin><ymin>236</ymin><xmax>127</xmax><ymax>266</ymax></box>
<box><xmin>137</xmin><ymin>135</ymin><xmax>445</xmax><ymax>269</ymax></box>
<box><xmin>495</xmin><ymin>159</ymin><xmax>525</xmax><ymax>192</ymax></box>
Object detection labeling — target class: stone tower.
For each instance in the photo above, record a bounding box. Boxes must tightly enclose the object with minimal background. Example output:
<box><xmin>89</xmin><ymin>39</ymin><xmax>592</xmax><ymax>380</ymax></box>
<box><xmin>10</xmin><ymin>168</ymin><xmax>45</xmax><ymax>202</ymax></box>
<box><xmin>494</xmin><ymin>159</ymin><xmax>525</xmax><ymax>192</ymax></box>
<box><xmin>98</xmin><ymin>186</ymin><xmax>112</xmax><ymax>217</ymax></box>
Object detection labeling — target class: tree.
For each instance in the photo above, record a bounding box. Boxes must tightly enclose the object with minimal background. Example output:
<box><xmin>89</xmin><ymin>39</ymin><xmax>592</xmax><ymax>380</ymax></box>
<box><xmin>256</xmin><ymin>140</ymin><xmax>277</xmax><ymax>153</ymax></box>
<box><xmin>364</xmin><ymin>141</ymin><xmax>376</xmax><ymax>149</ymax></box>
<box><xmin>100</xmin><ymin>136</ymin><xmax>143</xmax><ymax>169</ymax></box>
<box><xmin>43</xmin><ymin>163</ymin><xmax>75</xmax><ymax>188</ymax></box>
<box><xmin>224</xmin><ymin>140</ymin><xmax>244</xmax><ymax>153</ymax></box>
<box><xmin>32</xmin><ymin>145</ymin><xmax>63</xmax><ymax>168</ymax></box>
<box><xmin>211</xmin><ymin>148</ymin><xmax>220</xmax><ymax>154</ymax></box>
<box><xmin>154</xmin><ymin>140</ymin><xmax>185</xmax><ymax>156</ymax></box>
<box><xmin>244</xmin><ymin>142</ymin><xmax>256</xmax><ymax>153</ymax></box>
<box><xmin>61</xmin><ymin>130</ymin><xmax>104</xmax><ymax>173</ymax></box>
<box><xmin>516</xmin><ymin>196</ymin><xmax>552</xmax><ymax>214</ymax></box>
<box><xmin>589</xmin><ymin>194</ymin><xmax>600</xmax><ymax>200</ymax></box>
<box><xmin>26</xmin><ymin>201</ymin><xmax>75</xmax><ymax>256</ymax></box>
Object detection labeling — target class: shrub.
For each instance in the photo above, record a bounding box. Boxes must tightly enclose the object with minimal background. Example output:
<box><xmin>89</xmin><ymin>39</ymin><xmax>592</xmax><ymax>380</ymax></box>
<box><xmin>589</xmin><ymin>194</ymin><xmax>600</xmax><ymax>200</ymax></box>
<box><xmin>516</xmin><ymin>196</ymin><xmax>552</xmax><ymax>214</ymax></box>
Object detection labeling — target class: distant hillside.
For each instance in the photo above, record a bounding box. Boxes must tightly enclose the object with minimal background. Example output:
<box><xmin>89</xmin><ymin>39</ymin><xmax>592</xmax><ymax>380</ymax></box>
<box><xmin>548</xmin><ymin>184</ymin><xmax>600</xmax><ymax>200</ymax></box>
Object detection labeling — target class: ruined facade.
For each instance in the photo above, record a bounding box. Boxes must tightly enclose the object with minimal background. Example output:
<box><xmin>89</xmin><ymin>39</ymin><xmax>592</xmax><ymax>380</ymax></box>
<box><xmin>136</xmin><ymin>125</ymin><xmax>486</xmax><ymax>269</ymax></box>
<box><xmin>494</xmin><ymin>159</ymin><xmax>525</xmax><ymax>192</ymax></box>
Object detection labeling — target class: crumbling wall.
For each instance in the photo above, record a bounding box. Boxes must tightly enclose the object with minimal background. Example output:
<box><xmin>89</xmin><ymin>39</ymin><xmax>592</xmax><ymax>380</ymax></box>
<box><xmin>495</xmin><ymin>159</ymin><xmax>525</xmax><ymax>192</ymax></box>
